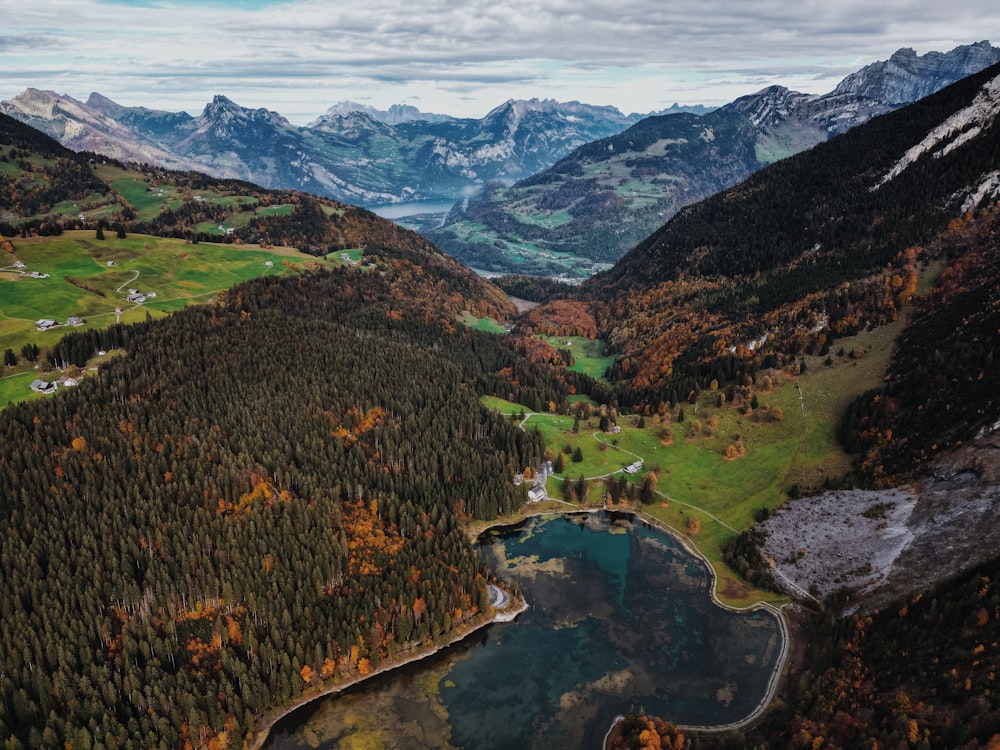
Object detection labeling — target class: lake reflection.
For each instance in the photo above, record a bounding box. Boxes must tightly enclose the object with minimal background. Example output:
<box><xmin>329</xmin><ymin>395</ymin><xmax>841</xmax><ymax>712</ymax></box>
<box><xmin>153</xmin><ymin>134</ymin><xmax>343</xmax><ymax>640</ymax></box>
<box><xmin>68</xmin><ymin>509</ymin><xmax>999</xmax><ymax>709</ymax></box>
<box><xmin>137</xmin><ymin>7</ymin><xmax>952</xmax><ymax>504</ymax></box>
<box><xmin>263</xmin><ymin>512</ymin><xmax>781</xmax><ymax>750</ymax></box>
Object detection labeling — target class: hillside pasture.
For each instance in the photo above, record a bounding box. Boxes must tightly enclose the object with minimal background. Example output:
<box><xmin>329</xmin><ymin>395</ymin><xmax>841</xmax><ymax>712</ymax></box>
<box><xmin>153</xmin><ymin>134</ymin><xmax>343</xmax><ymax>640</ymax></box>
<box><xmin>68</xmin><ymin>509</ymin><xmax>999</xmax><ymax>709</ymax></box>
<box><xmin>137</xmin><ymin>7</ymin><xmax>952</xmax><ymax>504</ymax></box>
<box><xmin>541</xmin><ymin>335</ymin><xmax>614</xmax><ymax>380</ymax></box>
<box><xmin>0</xmin><ymin>231</ymin><xmax>327</xmax><ymax>404</ymax></box>
<box><xmin>482</xmin><ymin>323</ymin><xmax>897</xmax><ymax>606</ymax></box>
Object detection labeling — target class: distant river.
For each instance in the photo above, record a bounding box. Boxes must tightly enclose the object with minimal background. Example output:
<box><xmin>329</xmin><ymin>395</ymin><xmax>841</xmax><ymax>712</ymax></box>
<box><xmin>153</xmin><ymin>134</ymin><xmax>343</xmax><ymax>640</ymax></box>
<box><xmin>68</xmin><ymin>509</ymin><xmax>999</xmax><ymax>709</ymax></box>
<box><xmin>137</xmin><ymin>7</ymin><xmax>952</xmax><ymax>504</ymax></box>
<box><xmin>262</xmin><ymin>512</ymin><xmax>782</xmax><ymax>750</ymax></box>
<box><xmin>366</xmin><ymin>200</ymin><xmax>457</xmax><ymax>219</ymax></box>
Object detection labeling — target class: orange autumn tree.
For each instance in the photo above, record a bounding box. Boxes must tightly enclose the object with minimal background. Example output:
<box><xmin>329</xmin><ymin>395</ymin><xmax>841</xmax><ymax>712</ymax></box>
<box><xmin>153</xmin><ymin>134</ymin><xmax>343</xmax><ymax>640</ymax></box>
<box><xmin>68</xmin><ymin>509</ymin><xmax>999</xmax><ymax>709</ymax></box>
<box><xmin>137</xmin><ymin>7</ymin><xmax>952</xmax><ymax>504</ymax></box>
<box><xmin>342</xmin><ymin>499</ymin><xmax>407</xmax><ymax>579</ymax></box>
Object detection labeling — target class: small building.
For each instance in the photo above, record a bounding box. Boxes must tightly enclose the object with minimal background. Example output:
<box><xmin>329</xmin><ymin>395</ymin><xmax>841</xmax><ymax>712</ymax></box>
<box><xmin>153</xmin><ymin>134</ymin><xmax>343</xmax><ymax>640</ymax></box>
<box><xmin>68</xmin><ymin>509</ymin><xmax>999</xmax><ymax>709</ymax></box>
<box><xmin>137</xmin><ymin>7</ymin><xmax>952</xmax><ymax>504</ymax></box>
<box><xmin>145</xmin><ymin>291</ymin><xmax>157</xmax><ymax>299</ymax></box>
<box><xmin>527</xmin><ymin>485</ymin><xmax>547</xmax><ymax>503</ymax></box>
<box><xmin>106</xmin><ymin>260</ymin><xmax>118</xmax><ymax>267</ymax></box>
<box><xmin>29</xmin><ymin>379</ymin><xmax>57</xmax><ymax>394</ymax></box>
<box><xmin>13</xmin><ymin>261</ymin><xmax>25</xmax><ymax>269</ymax></box>
<box><xmin>623</xmin><ymin>460</ymin><xmax>644</xmax><ymax>474</ymax></box>
<box><xmin>66</xmin><ymin>316</ymin><xmax>84</xmax><ymax>327</ymax></box>
<box><xmin>60</xmin><ymin>377</ymin><xmax>79</xmax><ymax>388</ymax></box>
<box><xmin>264</xmin><ymin>260</ymin><xmax>274</xmax><ymax>267</ymax></box>
<box><xmin>125</xmin><ymin>291</ymin><xmax>146</xmax><ymax>303</ymax></box>
<box><xmin>35</xmin><ymin>319</ymin><xmax>59</xmax><ymax>331</ymax></box>
<box><xmin>512</xmin><ymin>473</ymin><xmax>524</xmax><ymax>486</ymax></box>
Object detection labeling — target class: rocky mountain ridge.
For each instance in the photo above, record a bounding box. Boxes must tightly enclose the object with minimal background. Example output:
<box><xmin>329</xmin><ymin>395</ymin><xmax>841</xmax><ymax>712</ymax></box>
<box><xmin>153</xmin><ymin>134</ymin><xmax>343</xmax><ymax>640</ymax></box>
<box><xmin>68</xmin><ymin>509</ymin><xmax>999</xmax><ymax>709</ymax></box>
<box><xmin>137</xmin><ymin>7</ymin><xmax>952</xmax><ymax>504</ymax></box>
<box><xmin>428</xmin><ymin>41</ymin><xmax>1000</xmax><ymax>276</ymax></box>
<box><xmin>0</xmin><ymin>91</ymin><xmax>653</xmax><ymax>206</ymax></box>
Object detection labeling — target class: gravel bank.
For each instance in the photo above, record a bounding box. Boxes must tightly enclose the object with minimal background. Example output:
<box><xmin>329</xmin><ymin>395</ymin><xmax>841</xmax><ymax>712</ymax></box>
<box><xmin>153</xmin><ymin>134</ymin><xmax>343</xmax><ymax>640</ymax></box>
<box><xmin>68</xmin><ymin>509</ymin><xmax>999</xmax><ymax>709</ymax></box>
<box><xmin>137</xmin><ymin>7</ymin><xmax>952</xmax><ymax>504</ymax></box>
<box><xmin>758</xmin><ymin>424</ymin><xmax>1000</xmax><ymax>613</ymax></box>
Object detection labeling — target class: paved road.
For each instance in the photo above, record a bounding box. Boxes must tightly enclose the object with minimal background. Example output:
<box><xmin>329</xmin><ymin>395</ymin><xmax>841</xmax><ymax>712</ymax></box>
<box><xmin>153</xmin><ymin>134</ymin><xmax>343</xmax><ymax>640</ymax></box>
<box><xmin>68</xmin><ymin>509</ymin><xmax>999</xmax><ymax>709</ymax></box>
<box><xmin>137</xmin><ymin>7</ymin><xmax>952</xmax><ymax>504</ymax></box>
<box><xmin>487</xmin><ymin>584</ymin><xmax>510</xmax><ymax>610</ymax></box>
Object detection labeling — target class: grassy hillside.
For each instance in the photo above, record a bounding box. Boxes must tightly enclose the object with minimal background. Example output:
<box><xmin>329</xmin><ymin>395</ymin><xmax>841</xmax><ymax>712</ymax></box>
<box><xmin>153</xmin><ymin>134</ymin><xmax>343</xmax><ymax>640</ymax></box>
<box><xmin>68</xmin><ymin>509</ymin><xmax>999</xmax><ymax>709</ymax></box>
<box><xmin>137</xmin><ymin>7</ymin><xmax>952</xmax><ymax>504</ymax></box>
<box><xmin>481</xmin><ymin>311</ymin><xmax>903</xmax><ymax>606</ymax></box>
<box><xmin>0</xmin><ymin>232</ymin><xmax>329</xmax><ymax>401</ymax></box>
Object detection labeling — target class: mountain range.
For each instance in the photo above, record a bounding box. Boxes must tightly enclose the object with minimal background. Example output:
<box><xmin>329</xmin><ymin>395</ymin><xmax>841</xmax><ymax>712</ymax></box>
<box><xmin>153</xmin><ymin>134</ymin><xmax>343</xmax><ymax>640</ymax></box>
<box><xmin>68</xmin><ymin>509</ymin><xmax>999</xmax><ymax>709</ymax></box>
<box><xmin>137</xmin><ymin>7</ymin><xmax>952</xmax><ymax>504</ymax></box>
<box><xmin>0</xmin><ymin>91</ymin><xmax>668</xmax><ymax>207</ymax></box>
<box><xmin>429</xmin><ymin>41</ymin><xmax>1000</xmax><ymax>276</ymax></box>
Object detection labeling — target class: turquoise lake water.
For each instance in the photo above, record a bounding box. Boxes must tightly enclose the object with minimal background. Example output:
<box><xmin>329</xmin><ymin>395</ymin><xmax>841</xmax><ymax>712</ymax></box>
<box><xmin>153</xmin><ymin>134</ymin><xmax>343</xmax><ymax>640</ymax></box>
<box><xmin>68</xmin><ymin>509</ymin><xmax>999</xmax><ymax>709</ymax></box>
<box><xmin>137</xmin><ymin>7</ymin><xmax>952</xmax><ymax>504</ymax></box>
<box><xmin>263</xmin><ymin>512</ymin><xmax>782</xmax><ymax>749</ymax></box>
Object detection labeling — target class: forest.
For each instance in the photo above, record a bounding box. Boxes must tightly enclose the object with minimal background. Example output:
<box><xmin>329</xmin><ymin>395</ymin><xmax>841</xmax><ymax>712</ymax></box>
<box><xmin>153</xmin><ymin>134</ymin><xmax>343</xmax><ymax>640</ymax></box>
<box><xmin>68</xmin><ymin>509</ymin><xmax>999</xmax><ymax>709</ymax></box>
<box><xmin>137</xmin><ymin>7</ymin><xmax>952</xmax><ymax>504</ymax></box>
<box><xmin>0</xmin><ymin>257</ymin><xmax>572</xmax><ymax>749</ymax></box>
<box><xmin>839</xmin><ymin>207</ymin><xmax>1000</xmax><ymax>486</ymax></box>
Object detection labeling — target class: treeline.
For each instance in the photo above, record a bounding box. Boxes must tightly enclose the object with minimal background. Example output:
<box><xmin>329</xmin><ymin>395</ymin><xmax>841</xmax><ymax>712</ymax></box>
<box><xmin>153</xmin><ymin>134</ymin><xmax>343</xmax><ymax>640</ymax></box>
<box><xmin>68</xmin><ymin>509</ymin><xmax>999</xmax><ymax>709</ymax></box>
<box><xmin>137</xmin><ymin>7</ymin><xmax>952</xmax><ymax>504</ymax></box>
<box><xmin>491</xmin><ymin>274</ymin><xmax>580</xmax><ymax>304</ymax></box>
<box><xmin>0</xmin><ymin>264</ymin><xmax>564</xmax><ymax>749</ymax></box>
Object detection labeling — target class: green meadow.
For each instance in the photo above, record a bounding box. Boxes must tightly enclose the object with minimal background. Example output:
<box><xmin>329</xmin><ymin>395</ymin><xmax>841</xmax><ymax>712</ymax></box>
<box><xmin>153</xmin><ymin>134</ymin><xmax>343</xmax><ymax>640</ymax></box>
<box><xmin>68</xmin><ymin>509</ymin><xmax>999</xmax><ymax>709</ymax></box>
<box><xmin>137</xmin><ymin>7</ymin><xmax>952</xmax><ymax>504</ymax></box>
<box><xmin>458</xmin><ymin>312</ymin><xmax>506</xmax><ymax>334</ymax></box>
<box><xmin>481</xmin><ymin>316</ymin><xmax>901</xmax><ymax>606</ymax></box>
<box><xmin>0</xmin><ymin>231</ymin><xmax>329</xmax><ymax>404</ymax></box>
<box><xmin>541</xmin><ymin>335</ymin><xmax>614</xmax><ymax>380</ymax></box>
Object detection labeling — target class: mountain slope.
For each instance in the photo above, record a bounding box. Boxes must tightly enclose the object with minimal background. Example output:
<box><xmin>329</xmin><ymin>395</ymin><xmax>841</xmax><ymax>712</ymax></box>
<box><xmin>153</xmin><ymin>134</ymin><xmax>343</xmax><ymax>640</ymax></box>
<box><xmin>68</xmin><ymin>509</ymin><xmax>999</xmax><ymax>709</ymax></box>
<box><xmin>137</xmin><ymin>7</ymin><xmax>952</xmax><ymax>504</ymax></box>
<box><xmin>0</xmin><ymin>92</ymin><xmax>647</xmax><ymax>206</ymax></box>
<box><xmin>429</xmin><ymin>42</ymin><xmax>1000</xmax><ymax>276</ymax></box>
<box><xmin>578</xmin><ymin>61</ymin><xmax>1000</xmax><ymax>417</ymax></box>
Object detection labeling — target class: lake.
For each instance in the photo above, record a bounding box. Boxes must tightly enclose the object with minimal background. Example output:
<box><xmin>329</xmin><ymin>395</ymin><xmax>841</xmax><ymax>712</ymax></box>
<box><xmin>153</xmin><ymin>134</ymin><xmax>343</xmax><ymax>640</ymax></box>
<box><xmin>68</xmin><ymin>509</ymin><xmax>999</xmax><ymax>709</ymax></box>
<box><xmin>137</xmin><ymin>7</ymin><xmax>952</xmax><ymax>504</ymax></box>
<box><xmin>262</xmin><ymin>512</ymin><xmax>783</xmax><ymax>749</ymax></box>
<box><xmin>366</xmin><ymin>200</ymin><xmax>457</xmax><ymax>219</ymax></box>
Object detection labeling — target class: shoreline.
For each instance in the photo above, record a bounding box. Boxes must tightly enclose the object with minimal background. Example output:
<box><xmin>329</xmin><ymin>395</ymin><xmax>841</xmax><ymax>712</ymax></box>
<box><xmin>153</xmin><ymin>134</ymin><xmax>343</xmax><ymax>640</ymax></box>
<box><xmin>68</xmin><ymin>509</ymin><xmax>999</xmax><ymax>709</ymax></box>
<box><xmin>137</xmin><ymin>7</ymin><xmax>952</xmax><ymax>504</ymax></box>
<box><xmin>246</xmin><ymin>596</ymin><xmax>528</xmax><ymax>750</ymax></box>
<box><xmin>250</xmin><ymin>506</ymin><xmax>791</xmax><ymax>750</ymax></box>
<box><xmin>478</xmin><ymin>506</ymin><xmax>793</xmax><ymax>744</ymax></box>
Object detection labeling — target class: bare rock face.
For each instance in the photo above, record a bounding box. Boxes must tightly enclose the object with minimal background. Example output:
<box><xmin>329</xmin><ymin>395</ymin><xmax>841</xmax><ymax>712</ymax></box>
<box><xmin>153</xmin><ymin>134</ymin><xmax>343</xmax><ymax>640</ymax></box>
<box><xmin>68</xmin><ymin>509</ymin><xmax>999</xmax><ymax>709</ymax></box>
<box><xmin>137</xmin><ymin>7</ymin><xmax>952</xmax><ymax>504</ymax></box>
<box><xmin>758</xmin><ymin>425</ymin><xmax>1000</xmax><ymax>613</ymax></box>
<box><xmin>833</xmin><ymin>40</ymin><xmax>1000</xmax><ymax>105</ymax></box>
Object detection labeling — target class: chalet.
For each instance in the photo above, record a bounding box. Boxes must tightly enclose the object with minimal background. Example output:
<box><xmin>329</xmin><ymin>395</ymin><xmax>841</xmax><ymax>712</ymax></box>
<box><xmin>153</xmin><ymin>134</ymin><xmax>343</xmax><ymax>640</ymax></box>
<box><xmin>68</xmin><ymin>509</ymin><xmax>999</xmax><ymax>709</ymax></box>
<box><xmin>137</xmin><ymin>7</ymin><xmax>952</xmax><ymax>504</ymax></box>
<box><xmin>35</xmin><ymin>319</ymin><xmax>59</xmax><ymax>331</ymax></box>
<box><xmin>13</xmin><ymin>261</ymin><xmax>25</xmax><ymax>269</ymax></box>
<box><xmin>527</xmin><ymin>485</ymin><xmax>547</xmax><ymax>502</ymax></box>
<box><xmin>264</xmin><ymin>261</ymin><xmax>274</xmax><ymax>267</ymax></box>
<box><xmin>125</xmin><ymin>291</ymin><xmax>146</xmax><ymax>303</ymax></box>
<box><xmin>66</xmin><ymin>316</ymin><xmax>84</xmax><ymax>327</ymax></box>
<box><xmin>512</xmin><ymin>473</ymin><xmax>524</xmax><ymax>486</ymax></box>
<box><xmin>28</xmin><ymin>272</ymin><xmax>50</xmax><ymax>279</ymax></box>
<box><xmin>29</xmin><ymin>379</ymin><xmax>57</xmax><ymax>394</ymax></box>
<box><xmin>623</xmin><ymin>460</ymin><xmax>644</xmax><ymax>474</ymax></box>
<box><xmin>106</xmin><ymin>260</ymin><xmax>118</xmax><ymax>267</ymax></box>
<box><xmin>60</xmin><ymin>377</ymin><xmax>79</xmax><ymax>388</ymax></box>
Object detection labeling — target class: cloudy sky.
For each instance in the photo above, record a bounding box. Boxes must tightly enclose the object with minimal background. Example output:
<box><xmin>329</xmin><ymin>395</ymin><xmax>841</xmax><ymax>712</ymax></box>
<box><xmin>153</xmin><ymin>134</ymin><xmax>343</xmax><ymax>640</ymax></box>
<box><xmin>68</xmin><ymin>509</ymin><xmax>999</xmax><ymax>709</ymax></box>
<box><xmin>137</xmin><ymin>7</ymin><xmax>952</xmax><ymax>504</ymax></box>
<box><xmin>1</xmin><ymin>0</ymin><xmax>997</xmax><ymax>123</ymax></box>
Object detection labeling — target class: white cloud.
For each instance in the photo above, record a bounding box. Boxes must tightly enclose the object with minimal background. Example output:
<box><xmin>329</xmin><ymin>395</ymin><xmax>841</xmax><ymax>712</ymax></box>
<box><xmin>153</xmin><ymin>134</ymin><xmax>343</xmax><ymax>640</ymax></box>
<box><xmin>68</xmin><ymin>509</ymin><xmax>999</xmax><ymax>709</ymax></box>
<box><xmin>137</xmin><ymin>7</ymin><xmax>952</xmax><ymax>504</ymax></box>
<box><xmin>0</xmin><ymin>0</ymin><xmax>997</xmax><ymax>122</ymax></box>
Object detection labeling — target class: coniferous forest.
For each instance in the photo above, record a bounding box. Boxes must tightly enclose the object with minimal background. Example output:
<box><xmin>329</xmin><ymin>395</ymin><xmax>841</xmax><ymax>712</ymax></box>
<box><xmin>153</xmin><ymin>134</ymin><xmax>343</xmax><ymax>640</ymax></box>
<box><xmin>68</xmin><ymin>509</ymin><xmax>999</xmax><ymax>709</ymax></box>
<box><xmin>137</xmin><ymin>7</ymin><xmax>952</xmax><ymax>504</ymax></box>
<box><xmin>0</xmin><ymin>263</ymin><xmax>565</xmax><ymax>749</ymax></box>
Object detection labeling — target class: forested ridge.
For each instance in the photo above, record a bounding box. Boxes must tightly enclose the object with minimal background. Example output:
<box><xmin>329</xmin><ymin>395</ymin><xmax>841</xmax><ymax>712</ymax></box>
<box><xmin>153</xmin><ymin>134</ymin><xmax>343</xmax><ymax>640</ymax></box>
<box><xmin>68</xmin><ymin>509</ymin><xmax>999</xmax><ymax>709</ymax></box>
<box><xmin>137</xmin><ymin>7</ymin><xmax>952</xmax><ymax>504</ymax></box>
<box><xmin>733</xmin><ymin>559</ymin><xmax>1000</xmax><ymax>749</ymax></box>
<box><xmin>530</xmin><ymin>63</ymin><xmax>1000</xmax><ymax>413</ymax></box>
<box><xmin>0</xmin><ymin>254</ymin><xmax>568</xmax><ymax>748</ymax></box>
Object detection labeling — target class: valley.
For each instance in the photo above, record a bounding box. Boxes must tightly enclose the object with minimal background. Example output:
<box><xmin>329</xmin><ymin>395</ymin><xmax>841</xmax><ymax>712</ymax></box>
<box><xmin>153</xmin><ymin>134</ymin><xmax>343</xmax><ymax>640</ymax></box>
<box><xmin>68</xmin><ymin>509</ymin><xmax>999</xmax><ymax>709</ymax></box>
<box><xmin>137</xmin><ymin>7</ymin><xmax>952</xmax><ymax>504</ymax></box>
<box><xmin>2</xmin><ymin>44</ymin><xmax>1000</xmax><ymax>750</ymax></box>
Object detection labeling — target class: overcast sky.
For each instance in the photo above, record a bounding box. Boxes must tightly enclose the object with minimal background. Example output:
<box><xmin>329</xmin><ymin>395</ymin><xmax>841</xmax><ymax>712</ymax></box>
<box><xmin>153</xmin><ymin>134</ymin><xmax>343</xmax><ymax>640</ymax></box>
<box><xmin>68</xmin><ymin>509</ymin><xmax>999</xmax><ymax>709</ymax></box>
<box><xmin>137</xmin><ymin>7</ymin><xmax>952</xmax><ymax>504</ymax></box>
<box><xmin>1</xmin><ymin>0</ymin><xmax>997</xmax><ymax>123</ymax></box>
